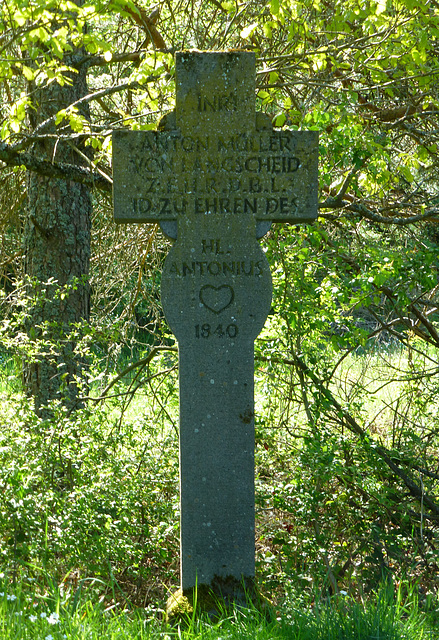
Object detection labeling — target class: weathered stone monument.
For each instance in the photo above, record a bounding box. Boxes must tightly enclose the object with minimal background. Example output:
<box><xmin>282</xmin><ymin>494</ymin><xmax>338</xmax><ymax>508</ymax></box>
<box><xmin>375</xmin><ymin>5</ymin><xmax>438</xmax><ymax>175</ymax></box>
<box><xmin>112</xmin><ymin>51</ymin><xmax>318</xmax><ymax>611</ymax></box>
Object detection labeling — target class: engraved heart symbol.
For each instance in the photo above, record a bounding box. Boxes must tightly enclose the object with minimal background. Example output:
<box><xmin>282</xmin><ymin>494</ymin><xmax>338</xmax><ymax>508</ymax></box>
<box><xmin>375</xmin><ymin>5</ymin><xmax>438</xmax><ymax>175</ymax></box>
<box><xmin>199</xmin><ymin>285</ymin><xmax>234</xmax><ymax>314</ymax></box>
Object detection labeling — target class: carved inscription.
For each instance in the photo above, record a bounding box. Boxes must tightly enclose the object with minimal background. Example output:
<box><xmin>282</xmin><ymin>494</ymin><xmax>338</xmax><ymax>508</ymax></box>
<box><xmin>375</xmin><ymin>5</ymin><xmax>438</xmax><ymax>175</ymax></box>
<box><xmin>197</xmin><ymin>93</ymin><xmax>238</xmax><ymax>112</ymax></box>
<box><xmin>195</xmin><ymin>323</ymin><xmax>238</xmax><ymax>338</ymax></box>
<box><xmin>162</xmin><ymin>227</ymin><xmax>270</xmax><ymax>346</ymax></box>
<box><xmin>113</xmin><ymin>127</ymin><xmax>318</xmax><ymax>224</ymax></box>
<box><xmin>168</xmin><ymin>260</ymin><xmax>264</xmax><ymax>277</ymax></box>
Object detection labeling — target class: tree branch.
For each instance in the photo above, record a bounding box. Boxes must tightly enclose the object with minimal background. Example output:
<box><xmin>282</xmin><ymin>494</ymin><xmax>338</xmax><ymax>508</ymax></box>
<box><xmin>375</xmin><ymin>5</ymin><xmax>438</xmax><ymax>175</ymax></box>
<box><xmin>257</xmin><ymin>352</ymin><xmax>439</xmax><ymax>520</ymax></box>
<box><xmin>2</xmin><ymin>75</ymin><xmax>164</xmax><ymax>187</ymax></box>
<box><xmin>12</xmin><ymin>77</ymin><xmax>161</xmax><ymax>150</ymax></box>
<box><xmin>320</xmin><ymin>198</ymin><xmax>439</xmax><ymax>225</ymax></box>
<box><xmin>71</xmin><ymin>47</ymin><xmax>175</xmax><ymax>68</ymax></box>
<box><xmin>121</xmin><ymin>4</ymin><xmax>166</xmax><ymax>49</ymax></box>
<box><xmin>0</xmin><ymin>141</ymin><xmax>111</xmax><ymax>190</ymax></box>
<box><xmin>96</xmin><ymin>345</ymin><xmax>177</xmax><ymax>398</ymax></box>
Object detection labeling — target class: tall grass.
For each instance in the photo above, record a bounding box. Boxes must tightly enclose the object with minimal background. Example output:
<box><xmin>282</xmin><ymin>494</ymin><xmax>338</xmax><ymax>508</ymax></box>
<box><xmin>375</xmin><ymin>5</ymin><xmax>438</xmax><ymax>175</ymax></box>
<box><xmin>0</xmin><ymin>348</ymin><xmax>18</xmax><ymax>394</ymax></box>
<box><xmin>0</xmin><ymin>579</ymin><xmax>437</xmax><ymax>640</ymax></box>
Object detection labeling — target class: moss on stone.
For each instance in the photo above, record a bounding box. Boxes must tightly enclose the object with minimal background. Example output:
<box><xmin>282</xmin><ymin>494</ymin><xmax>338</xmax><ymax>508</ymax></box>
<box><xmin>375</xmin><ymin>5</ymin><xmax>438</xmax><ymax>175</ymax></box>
<box><xmin>165</xmin><ymin>576</ymin><xmax>275</xmax><ymax>625</ymax></box>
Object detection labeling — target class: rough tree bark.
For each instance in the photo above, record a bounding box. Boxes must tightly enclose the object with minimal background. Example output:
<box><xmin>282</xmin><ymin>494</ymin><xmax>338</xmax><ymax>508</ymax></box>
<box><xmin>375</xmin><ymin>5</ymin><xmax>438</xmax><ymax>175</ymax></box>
<box><xmin>23</xmin><ymin>8</ymin><xmax>92</xmax><ymax>416</ymax></box>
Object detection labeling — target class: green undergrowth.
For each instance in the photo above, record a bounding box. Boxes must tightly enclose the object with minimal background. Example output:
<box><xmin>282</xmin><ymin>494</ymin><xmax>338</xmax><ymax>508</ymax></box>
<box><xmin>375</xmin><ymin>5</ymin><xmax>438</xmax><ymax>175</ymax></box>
<box><xmin>0</xmin><ymin>579</ymin><xmax>437</xmax><ymax>640</ymax></box>
<box><xmin>1</xmin><ymin>334</ymin><xmax>438</xmax><ymax>624</ymax></box>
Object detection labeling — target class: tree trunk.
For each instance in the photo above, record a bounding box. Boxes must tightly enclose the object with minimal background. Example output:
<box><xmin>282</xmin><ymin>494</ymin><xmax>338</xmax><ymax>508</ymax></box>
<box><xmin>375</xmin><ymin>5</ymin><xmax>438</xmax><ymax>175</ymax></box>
<box><xmin>23</xmin><ymin>23</ymin><xmax>92</xmax><ymax>415</ymax></box>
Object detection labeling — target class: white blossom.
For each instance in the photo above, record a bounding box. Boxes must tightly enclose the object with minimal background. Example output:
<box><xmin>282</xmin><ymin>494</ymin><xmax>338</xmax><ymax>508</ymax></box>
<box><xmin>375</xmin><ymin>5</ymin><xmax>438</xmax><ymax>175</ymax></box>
<box><xmin>47</xmin><ymin>612</ymin><xmax>60</xmax><ymax>625</ymax></box>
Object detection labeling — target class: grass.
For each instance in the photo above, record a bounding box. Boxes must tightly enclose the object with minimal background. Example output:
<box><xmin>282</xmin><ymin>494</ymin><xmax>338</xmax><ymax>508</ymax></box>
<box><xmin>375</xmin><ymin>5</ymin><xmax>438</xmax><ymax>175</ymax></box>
<box><xmin>1</xmin><ymin>344</ymin><xmax>438</xmax><ymax>638</ymax></box>
<box><xmin>0</xmin><ymin>580</ymin><xmax>437</xmax><ymax>640</ymax></box>
<box><xmin>0</xmin><ymin>349</ymin><xmax>19</xmax><ymax>395</ymax></box>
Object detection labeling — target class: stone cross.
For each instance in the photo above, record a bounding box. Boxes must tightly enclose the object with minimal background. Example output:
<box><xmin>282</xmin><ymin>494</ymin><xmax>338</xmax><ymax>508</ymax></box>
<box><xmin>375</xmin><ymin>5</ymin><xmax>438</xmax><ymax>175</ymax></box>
<box><xmin>112</xmin><ymin>51</ymin><xmax>318</xmax><ymax>602</ymax></box>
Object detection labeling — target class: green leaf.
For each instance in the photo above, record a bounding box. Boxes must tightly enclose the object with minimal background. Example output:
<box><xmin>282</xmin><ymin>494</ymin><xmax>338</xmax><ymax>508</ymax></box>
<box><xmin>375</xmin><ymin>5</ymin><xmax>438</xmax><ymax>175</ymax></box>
<box><xmin>258</xmin><ymin>90</ymin><xmax>272</xmax><ymax>104</ymax></box>
<box><xmin>263</xmin><ymin>23</ymin><xmax>273</xmax><ymax>38</ymax></box>
<box><xmin>50</xmin><ymin>37</ymin><xmax>65</xmax><ymax>58</ymax></box>
<box><xmin>69</xmin><ymin>112</ymin><xmax>84</xmax><ymax>132</ymax></box>
<box><xmin>0</xmin><ymin>121</ymin><xmax>9</xmax><ymax>140</ymax></box>
<box><xmin>55</xmin><ymin>109</ymin><xmax>67</xmax><ymax>125</ymax></box>
<box><xmin>13</xmin><ymin>10</ymin><xmax>27</xmax><ymax>27</ymax></box>
<box><xmin>270</xmin><ymin>0</ymin><xmax>280</xmax><ymax>15</ymax></box>
<box><xmin>274</xmin><ymin>112</ymin><xmax>286</xmax><ymax>127</ymax></box>
<box><xmin>32</xmin><ymin>27</ymin><xmax>49</xmax><ymax>43</ymax></box>
<box><xmin>22</xmin><ymin>66</ymin><xmax>35</xmax><ymax>81</ymax></box>
<box><xmin>15</xmin><ymin>102</ymin><xmax>26</xmax><ymax>122</ymax></box>
<box><xmin>400</xmin><ymin>166</ymin><xmax>414</xmax><ymax>182</ymax></box>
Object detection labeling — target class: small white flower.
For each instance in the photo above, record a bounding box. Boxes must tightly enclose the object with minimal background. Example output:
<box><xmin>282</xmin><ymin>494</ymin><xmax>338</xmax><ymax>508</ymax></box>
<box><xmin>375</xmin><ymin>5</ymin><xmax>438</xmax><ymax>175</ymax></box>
<box><xmin>47</xmin><ymin>612</ymin><xmax>60</xmax><ymax>624</ymax></box>
<box><xmin>45</xmin><ymin>635</ymin><xmax>54</xmax><ymax>640</ymax></box>
<box><xmin>339</xmin><ymin>590</ymin><xmax>348</xmax><ymax>596</ymax></box>
<box><xmin>7</xmin><ymin>594</ymin><xmax>17</xmax><ymax>601</ymax></box>
<box><xmin>14</xmin><ymin>611</ymin><xmax>22</xmax><ymax>616</ymax></box>
<box><xmin>0</xmin><ymin>592</ymin><xmax>4</xmax><ymax>597</ymax></box>
<box><xmin>40</xmin><ymin>611</ymin><xmax>47</xmax><ymax>618</ymax></box>
<box><xmin>28</xmin><ymin>614</ymin><xmax>38</xmax><ymax>622</ymax></box>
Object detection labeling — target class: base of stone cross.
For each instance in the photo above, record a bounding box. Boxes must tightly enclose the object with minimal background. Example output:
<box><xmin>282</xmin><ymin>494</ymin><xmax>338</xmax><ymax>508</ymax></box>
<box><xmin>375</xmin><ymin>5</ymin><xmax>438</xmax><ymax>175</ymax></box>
<box><xmin>165</xmin><ymin>576</ymin><xmax>273</xmax><ymax>624</ymax></box>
